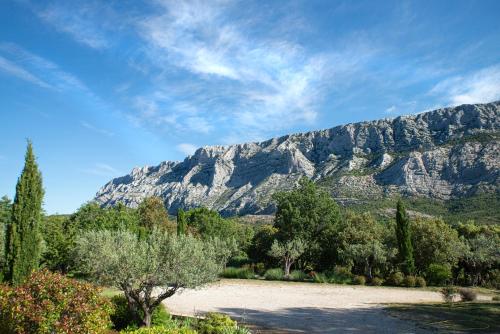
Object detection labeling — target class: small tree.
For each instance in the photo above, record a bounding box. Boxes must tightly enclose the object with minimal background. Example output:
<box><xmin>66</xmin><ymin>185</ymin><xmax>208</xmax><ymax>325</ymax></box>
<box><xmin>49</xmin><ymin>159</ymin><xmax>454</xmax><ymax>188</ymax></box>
<box><xmin>395</xmin><ymin>200</ymin><xmax>415</xmax><ymax>275</ymax></box>
<box><xmin>137</xmin><ymin>197</ymin><xmax>172</xmax><ymax>231</ymax></box>
<box><xmin>75</xmin><ymin>229</ymin><xmax>230</xmax><ymax>327</ymax></box>
<box><xmin>0</xmin><ymin>196</ymin><xmax>12</xmax><ymax>279</ymax></box>
<box><xmin>268</xmin><ymin>238</ymin><xmax>305</xmax><ymax>278</ymax></box>
<box><xmin>5</xmin><ymin>141</ymin><xmax>44</xmax><ymax>285</ymax></box>
<box><xmin>176</xmin><ymin>208</ymin><xmax>187</xmax><ymax>236</ymax></box>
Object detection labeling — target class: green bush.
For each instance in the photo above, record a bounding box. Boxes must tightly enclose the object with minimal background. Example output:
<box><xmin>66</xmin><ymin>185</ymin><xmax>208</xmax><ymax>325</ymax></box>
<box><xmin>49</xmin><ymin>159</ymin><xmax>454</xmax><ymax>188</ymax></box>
<box><xmin>221</xmin><ymin>267</ymin><xmax>254</xmax><ymax>279</ymax></box>
<box><xmin>227</xmin><ymin>255</ymin><xmax>251</xmax><ymax>268</ymax></box>
<box><xmin>415</xmin><ymin>277</ymin><xmax>427</xmax><ymax>287</ymax></box>
<box><xmin>254</xmin><ymin>263</ymin><xmax>266</xmax><ymax>276</ymax></box>
<box><xmin>352</xmin><ymin>275</ymin><xmax>366</xmax><ymax>285</ymax></box>
<box><xmin>0</xmin><ymin>269</ymin><xmax>113</xmax><ymax>334</ymax></box>
<box><xmin>404</xmin><ymin>275</ymin><xmax>416</xmax><ymax>287</ymax></box>
<box><xmin>264</xmin><ymin>268</ymin><xmax>284</xmax><ymax>281</ymax></box>
<box><xmin>328</xmin><ymin>266</ymin><xmax>353</xmax><ymax>284</ymax></box>
<box><xmin>197</xmin><ymin>313</ymin><xmax>237</xmax><ymax>334</ymax></box>
<box><xmin>458</xmin><ymin>288</ymin><xmax>477</xmax><ymax>302</ymax></box>
<box><xmin>493</xmin><ymin>296</ymin><xmax>500</xmax><ymax>301</ymax></box>
<box><xmin>371</xmin><ymin>277</ymin><xmax>384</xmax><ymax>286</ymax></box>
<box><xmin>427</xmin><ymin>264</ymin><xmax>452</xmax><ymax>286</ymax></box>
<box><xmin>289</xmin><ymin>270</ymin><xmax>307</xmax><ymax>282</ymax></box>
<box><xmin>441</xmin><ymin>286</ymin><xmax>458</xmax><ymax>303</ymax></box>
<box><xmin>387</xmin><ymin>272</ymin><xmax>405</xmax><ymax>286</ymax></box>
<box><xmin>110</xmin><ymin>295</ymin><xmax>172</xmax><ymax>330</ymax></box>
<box><xmin>311</xmin><ymin>272</ymin><xmax>328</xmax><ymax>283</ymax></box>
<box><xmin>122</xmin><ymin>326</ymin><xmax>197</xmax><ymax>334</ymax></box>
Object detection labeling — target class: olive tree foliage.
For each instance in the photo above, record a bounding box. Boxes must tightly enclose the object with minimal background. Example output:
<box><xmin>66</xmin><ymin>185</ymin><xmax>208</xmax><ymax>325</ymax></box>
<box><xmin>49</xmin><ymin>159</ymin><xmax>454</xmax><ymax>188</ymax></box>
<box><xmin>74</xmin><ymin>229</ymin><xmax>233</xmax><ymax>327</ymax></box>
<box><xmin>268</xmin><ymin>238</ymin><xmax>306</xmax><ymax>278</ymax></box>
<box><xmin>337</xmin><ymin>213</ymin><xmax>395</xmax><ymax>279</ymax></box>
<box><xmin>461</xmin><ymin>234</ymin><xmax>500</xmax><ymax>286</ymax></box>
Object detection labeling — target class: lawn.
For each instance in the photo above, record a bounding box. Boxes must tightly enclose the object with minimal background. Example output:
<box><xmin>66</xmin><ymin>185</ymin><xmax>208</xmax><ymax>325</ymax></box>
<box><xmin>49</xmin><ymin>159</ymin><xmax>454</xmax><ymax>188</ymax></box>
<box><xmin>388</xmin><ymin>301</ymin><xmax>500</xmax><ymax>333</ymax></box>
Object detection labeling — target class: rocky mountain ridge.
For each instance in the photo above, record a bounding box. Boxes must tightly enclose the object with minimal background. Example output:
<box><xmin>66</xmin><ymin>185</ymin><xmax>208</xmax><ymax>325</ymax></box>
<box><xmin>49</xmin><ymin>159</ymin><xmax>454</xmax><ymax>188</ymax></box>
<box><xmin>95</xmin><ymin>101</ymin><xmax>500</xmax><ymax>216</ymax></box>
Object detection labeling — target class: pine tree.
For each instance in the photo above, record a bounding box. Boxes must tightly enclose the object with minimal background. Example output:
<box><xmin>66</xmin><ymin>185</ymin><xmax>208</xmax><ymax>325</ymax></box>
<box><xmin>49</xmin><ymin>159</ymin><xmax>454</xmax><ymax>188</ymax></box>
<box><xmin>5</xmin><ymin>140</ymin><xmax>44</xmax><ymax>285</ymax></box>
<box><xmin>177</xmin><ymin>208</ymin><xmax>187</xmax><ymax>236</ymax></box>
<box><xmin>395</xmin><ymin>199</ymin><xmax>415</xmax><ymax>275</ymax></box>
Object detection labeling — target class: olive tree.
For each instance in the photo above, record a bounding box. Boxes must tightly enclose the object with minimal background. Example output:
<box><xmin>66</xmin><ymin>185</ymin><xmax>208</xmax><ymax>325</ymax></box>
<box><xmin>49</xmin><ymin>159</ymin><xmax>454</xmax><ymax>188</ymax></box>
<box><xmin>74</xmin><ymin>229</ymin><xmax>232</xmax><ymax>327</ymax></box>
<box><xmin>268</xmin><ymin>238</ymin><xmax>305</xmax><ymax>278</ymax></box>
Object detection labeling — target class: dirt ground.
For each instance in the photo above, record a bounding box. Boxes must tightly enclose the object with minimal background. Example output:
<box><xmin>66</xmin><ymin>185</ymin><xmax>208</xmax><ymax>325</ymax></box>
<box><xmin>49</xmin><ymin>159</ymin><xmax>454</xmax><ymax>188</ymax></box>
<box><xmin>163</xmin><ymin>279</ymin><xmax>444</xmax><ymax>333</ymax></box>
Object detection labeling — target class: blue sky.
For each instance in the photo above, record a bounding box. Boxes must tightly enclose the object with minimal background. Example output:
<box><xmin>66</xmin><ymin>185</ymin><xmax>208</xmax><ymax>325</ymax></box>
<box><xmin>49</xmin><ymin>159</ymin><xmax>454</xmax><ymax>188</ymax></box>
<box><xmin>0</xmin><ymin>0</ymin><xmax>499</xmax><ymax>214</ymax></box>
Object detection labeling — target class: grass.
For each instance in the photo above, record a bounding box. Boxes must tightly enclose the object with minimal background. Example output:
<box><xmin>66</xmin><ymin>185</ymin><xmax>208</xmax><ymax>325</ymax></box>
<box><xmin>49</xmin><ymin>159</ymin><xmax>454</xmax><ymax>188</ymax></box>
<box><xmin>100</xmin><ymin>287</ymin><xmax>122</xmax><ymax>298</ymax></box>
<box><xmin>388</xmin><ymin>301</ymin><xmax>500</xmax><ymax>333</ymax></box>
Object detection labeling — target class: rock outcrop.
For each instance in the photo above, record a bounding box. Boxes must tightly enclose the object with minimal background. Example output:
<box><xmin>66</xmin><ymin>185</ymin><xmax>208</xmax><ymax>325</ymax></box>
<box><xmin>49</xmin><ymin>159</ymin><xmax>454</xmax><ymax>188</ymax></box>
<box><xmin>95</xmin><ymin>101</ymin><xmax>500</xmax><ymax>215</ymax></box>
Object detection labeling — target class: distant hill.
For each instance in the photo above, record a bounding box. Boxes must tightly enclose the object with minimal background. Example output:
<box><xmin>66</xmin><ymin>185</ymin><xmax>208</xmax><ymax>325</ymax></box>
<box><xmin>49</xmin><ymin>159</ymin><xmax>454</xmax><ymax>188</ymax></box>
<box><xmin>95</xmin><ymin>101</ymin><xmax>500</xmax><ymax>223</ymax></box>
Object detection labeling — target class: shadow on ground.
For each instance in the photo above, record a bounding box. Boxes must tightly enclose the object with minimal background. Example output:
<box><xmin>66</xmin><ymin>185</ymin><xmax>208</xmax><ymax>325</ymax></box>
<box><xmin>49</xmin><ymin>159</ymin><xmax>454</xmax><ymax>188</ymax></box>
<box><xmin>217</xmin><ymin>306</ymin><xmax>427</xmax><ymax>334</ymax></box>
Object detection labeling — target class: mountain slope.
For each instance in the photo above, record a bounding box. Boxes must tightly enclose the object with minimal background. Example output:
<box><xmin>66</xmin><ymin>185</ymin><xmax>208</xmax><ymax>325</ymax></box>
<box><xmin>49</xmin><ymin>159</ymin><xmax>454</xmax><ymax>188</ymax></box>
<box><xmin>95</xmin><ymin>101</ymin><xmax>500</xmax><ymax>217</ymax></box>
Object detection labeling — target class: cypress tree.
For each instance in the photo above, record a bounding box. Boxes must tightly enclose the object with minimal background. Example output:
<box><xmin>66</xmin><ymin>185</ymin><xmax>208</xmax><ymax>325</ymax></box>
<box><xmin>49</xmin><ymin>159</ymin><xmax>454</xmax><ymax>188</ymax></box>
<box><xmin>5</xmin><ymin>140</ymin><xmax>44</xmax><ymax>285</ymax></box>
<box><xmin>395</xmin><ymin>199</ymin><xmax>415</xmax><ymax>275</ymax></box>
<box><xmin>176</xmin><ymin>208</ymin><xmax>187</xmax><ymax>236</ymax></box>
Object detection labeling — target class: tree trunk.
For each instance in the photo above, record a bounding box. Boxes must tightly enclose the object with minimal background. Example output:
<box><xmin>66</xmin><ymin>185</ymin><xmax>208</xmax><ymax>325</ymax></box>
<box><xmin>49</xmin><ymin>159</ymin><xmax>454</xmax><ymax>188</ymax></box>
<box><xmin>284</xmin><ymin>258</ymin><xmax>292</xmax><ymax>278</ymax></box>
<box><xmin>142</xmin><ymin>308</ymin><xmax>152</xmax><ymax>327</ymax></box>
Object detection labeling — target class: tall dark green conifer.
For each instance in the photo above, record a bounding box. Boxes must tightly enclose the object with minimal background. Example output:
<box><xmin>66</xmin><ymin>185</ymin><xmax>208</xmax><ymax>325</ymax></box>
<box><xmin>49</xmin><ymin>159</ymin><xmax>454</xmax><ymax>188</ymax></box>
<box><xmin>176</xmin><ymin>208</ymin><xmax>187</xmax><ymax>236</ymax></box>
<box><xmin>395</xmin><ymin>199</ymin><xmax>415</xmax><ymax>275</ymax></box>
<box><xmin>5</xmin><ymin>141</ymin><xmax>44</xmax><ymax>285</ymax></box>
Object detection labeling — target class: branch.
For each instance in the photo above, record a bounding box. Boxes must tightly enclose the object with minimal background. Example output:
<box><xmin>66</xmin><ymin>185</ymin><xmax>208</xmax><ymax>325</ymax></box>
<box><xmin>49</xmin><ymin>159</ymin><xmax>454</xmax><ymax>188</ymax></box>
<box><xmin>151</xmin><ymin>284</ymin><xmax>180</xmax><ymax>308</ymax></box>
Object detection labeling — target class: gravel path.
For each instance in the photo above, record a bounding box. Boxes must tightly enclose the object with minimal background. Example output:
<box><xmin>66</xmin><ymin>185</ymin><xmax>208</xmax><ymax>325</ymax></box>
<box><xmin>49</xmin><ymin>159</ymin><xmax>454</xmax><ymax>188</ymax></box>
<box><xmin>164</xmin><ymin>279</ymin><xmax>442</xmax><ymax>333</ymax></box>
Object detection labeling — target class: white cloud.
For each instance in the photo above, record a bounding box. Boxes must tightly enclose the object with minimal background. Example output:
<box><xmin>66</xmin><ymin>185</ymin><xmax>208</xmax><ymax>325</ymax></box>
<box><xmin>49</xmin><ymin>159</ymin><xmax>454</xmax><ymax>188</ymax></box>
<box><xmin>81</xmin><ymin>121</ymin><xmax>114</xmax><ymax>137</ymax></box>
<box><xmin>0</xmin><ymin>55</ymin><xmax>52</xmax><ymax>88</ymax></box>
<box><xmin>133</xmin><ymin>0</ymin><xmax>368</xmax><ymax>137</ymax></box>
<box><xmin>80</xmin><ymin>163</ymin><xmax>120</xmax><ymax>176</ymax></box>
<box><xmin>37</xmin><ymin>4</ymin><xmax>109</xmax><ymax>49</ymax></box>
<box><xmin>385</xmin><ymin>105</ymin><xmax>397</xmax><ymax>114</ymax></box>
<box><xmin>0</xmin><ymin>43</ymin><xmax>88</xmax><ymax>92</ymax></box>
<box><xmin>176</xmin><ymin>143</ymin><xmax>198</xmax><ymax>156</ymax></box>
<box><xmin>430</xmin><ymin>65</ymin><xmax>500</xmax><ymax>105</ymax></box>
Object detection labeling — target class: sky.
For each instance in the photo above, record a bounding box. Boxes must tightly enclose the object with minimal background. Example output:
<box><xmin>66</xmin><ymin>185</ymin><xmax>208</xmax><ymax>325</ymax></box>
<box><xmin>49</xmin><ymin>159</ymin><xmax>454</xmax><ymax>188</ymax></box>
<box><xmin>0</xmin><ymin>0</ymin><xmax>499</xmax><ymax>214</ymax></box>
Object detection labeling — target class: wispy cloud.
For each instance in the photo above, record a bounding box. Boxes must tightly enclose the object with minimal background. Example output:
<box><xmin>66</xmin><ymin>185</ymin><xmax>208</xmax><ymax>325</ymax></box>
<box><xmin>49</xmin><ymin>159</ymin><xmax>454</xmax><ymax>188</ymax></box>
<box><xmin>80</xmin><ymin>163</ymin><xmax>120</xmax><ymax>176</ymax></box>
<box><xmin>0</xmin><ymin>55</ymin><xmax>52</xmax><ymax>88</ymax></box>
<box><xmin>429</xmin><ymin>65</ymin><xmax>500</xmax><ymax>105</ymax></box>
<box><xmin>81</xmin><ymin>121</ymin><xmax>114</xmax><ymax>137</ymax></box>
<box><xmin>0</xmin><ymin>43</ymin><xmax>88</xmax><ymax>92</ymax></box>
<box><xmin>129</xmin><ymin>0</ymin><xmax>373</xmax><ymax>140</ymax></box>
<box><xmin>36</xmin><ymin>3</ymin><xmax>110</xmax><ymax>49</ymax></box>
<box><xmin>176</xmin><ymin>143</ymin><xmax>198</xmax><ymax>156</ymax></box>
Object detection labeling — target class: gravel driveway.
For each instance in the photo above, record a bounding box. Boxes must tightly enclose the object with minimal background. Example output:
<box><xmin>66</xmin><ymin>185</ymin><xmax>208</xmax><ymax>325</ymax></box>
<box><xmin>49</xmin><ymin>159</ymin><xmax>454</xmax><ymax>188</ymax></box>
<box><xmin>164</xmin><ymin>279</ymin><xmax>442</xmax><ymax>333</ymax></box>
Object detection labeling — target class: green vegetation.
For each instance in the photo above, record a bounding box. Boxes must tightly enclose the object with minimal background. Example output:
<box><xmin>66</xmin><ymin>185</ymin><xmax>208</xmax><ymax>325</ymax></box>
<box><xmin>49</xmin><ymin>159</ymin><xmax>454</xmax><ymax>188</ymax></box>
<box><xmin>389</xmin><ymin>302</ymin><xmax>500</xmax><ymax>333</ymax></box>
<box><xmin>0</xmin><ymin>269</ymin><xmax>112</xmax><ymax>333</ymax></box>
<box><xmin>4</xmin><ymin>141</ymin><xmax>44</xmax><ymax>285</ymax></box>
<box><xmin>395</xmin><ymin>200</ymin><xmax>415</xmax><ymax>275</ymax></box>
<box><xmin>74</xmin><ymin>229</ymin><xmax>230</xmax><ymax>327</ymax></box>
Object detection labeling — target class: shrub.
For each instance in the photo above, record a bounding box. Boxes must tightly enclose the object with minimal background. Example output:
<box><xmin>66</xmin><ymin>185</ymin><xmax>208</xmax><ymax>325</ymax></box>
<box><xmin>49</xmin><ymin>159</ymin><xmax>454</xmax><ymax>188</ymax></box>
<box><xmin>226</xmin><ymin>255</ymin><xmax>251</xmax><ymax>268</ymax></box>
<box><xmin>371</xmin><ymin>277</ymin><xmax>384</xmax><ymax>286</ymax></box>
<box><xmin>330</xmin><ymin>266</ymin><xmax>353</xmax><ymax>283</ymax></box>
<box><xmin>352</xmin><ymin>275</ymin><xmax>366</xmax><ymax>285</ymax></box>
<box><xmin>110</xmin><ymin>295</ymin><xmax>171</xmax><ymax>330</ymax></box>
<box><xmin>254</xmin><ymin>263</ymin><xmax>266</xmax><ymax>276</ymax></box>
<box><xmin>441</xmin><ymin>286</ymin><xmax>458</xmax><ymax>303</ymax></box>
<box><xmin>458</xmin><ymin>288</ymin><xmax>477</xmax><ymax>302</ymax></box>
<box><xmin>415</xmin><ymin>277</ymin><xmax>427</xmax><ymax>288</ymax></box>
<box><xmin>289</xmin><ymin>270</ymin><xmax>307</xmax><ymax>282</ymax></box>
<box><xmin>493</xmin><ymin>296</ymin><xmax>500</xmax><ymax>301</ymax></box>
<box><xmin>122</xmin><ymin>326</ymin><xmax>197</xmax><ymax>334</ymax></box>
<box><xmin>404</xmin><ymin>275</ymin><xmax>416</xmax><ymax>287</ymax></box>
<box><xmin>0</xmin><ymin>269</ymin><xmax>113</xmax><ymax>334</ymax></box>
<box><xmin>427</xmin><ymin>264</ymin><xmax>452</xmax><ymax>286</ymax></box>
<box><xmin>197</xmin><ymin>313</ymin><xmax>236</xmax><ymax>334</ymax></box>
<box><xmin>387</xmin><ymin>272</ymin><xmax>405</xmax><ymax>286</ymax></box>
<box><xmin>311</xmin><ymin>272</ymin><xmax>328</xmax><ymax>283</ymax></box>
<box><xmin>221</xmin><ymin>267</ymin><xmax>254</xmax><ymax>279</ymax></box>
<box><xmin>264</xmin><ymin>268</ymin><xmax>284</xmax><ymax>281</ymax></box>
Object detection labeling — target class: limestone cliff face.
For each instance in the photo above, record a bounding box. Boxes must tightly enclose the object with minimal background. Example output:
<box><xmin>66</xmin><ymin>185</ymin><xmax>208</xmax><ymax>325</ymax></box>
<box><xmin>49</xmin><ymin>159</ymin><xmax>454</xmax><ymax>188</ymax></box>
<box><xmin>95</xmin><ymin>101</ymin><xmax>500</xmax><ymax>215</ymax></box>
